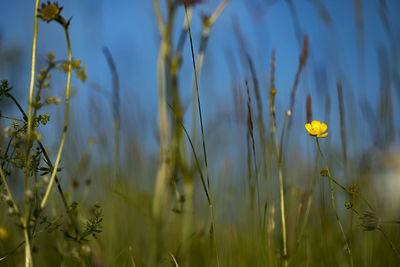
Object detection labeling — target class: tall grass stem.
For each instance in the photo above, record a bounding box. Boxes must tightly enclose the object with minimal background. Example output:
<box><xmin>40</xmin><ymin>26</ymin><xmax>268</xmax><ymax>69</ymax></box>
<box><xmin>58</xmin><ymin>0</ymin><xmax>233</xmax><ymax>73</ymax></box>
<box><xmin>41</xmin><ymin>26</ymin><xmax>72</xmax><ymax>209</ymax></box>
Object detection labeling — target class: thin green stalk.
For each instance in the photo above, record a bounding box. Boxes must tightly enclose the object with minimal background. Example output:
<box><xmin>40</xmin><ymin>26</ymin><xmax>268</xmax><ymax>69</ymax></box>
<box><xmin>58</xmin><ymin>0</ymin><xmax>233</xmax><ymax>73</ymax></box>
<box><xmin>27</xmin><ymin>0</ymin><xmax>40</xmax><ymax>151</ymax></box>
<box><xmin>184</xmin><ymin>4</ymin><xmax>220</xmax><ymax>266</ymax></box>
<box><xmin>175</xmin><ymin>111</ymin><xmax>220</xmax><ymax>267</ymax></box>
<box><xmin>152</xmin><ymin>0</ymin><xmax>164</xmax><ymax>35</ymax></box>
<box><xmin>169</xmin><ymin>10</ymin><xmax>195</xmax><ymax>265</ymax></box>
<box><xmin>103</xmin><ymin>48</ymin><xmax>120</xmax><ymax>181</ymax></box>
<box><xmin>277</xmin><ymin>138</ymin><xmax>288</xmax><ymax>262</ymax></box>
<box><xmin>270</xmin><ymin>107</ymin><xmax>288</xmax><ymax>262</ymax></box>
<box><xmin>0</xmin><ymin>116</ymin><xmax>26</xmax><ymax>123</ymax></box>
<box><xmin>247</xmin><ymin>55</ymin><xmax>268</xmax><ymax>182</ymax></box>
<box><xmin>313</xmin><ymin>147</ymin><xmax>374</xmax><ymax>211</ymax></box>
<box><xmin>268</xmin><ymin>50</ymin><xmax>287</xmax><ymax>262</ymax></box>
<box><xmin>378</xmin><ymin>227</ymin><xmax>400</xmax><ymax>258</ymax></box>
<box><xmin>41</xmin><ymin>25</ymin><xmax>72</xmax><ymax>209</ymax></box>
<box><xmin>290</xmin><ymin>153</ymin><xmax>318</xmax><ymax>263</ymax></box>
<box><xmin>23</xmin><ymin>227</ymin><xmax>33</xmax><ymax>267</ymax></box>
<box><xmin>246</xmin><ymin>125</ymin><xmax>255</xmax><ymax>209</ymax></box>
<box><xmin>32</xmin><ymin>62</ymin><xmax>53</xmax><ymax>121</ymax></box>
<box><xmin>152</xmin><ymin>0</ymin><xmax>172</xmax><ymax>218</ymax></box>
<box><xmin>184</xmin><ymin>2</ymin><xmax>208</xmax><ymax>199</ymax></box>
<box><xmin>180</xmin><ymin>118</ymin><xmax>220</xmax><ymax>266</ymax></box>
<box><xmin>190</xmin><ymin>0</ymin><xmax>229</xmax><ymax>152</ymax></box>
<box><xmin>0</xmin><ymin>222</ymin><xmax>57</xmax><ymax>262</ymax></box>
<box><xmin>268</xmin><ymin>50</ymin><xmax>276</xmax><ymax>156</ymax></box>
<box><xmin>279</xmin><ymin>111</ymin><xmax>290</xmax><ymax>164</ymax></box>
<box><xmin>24</xmin><ymin>2</ymin><xmax>40</xmax><ymax>265</ymax></box>
<box><xmin>277</xmin><ymin>166</ymin><xmax>287</xmax><ymax>263</ymax></box>
<box><xmin>316</xmin><ymin>138</ymin><xmax>354</xmax><ymax>267</ymax></box>
<box><xmin>245</xmin><ymin>81</ymin><xmax>261</xmax><ymax>217</ymax></box>
<box><xmin>176</xmin><ymin>114</ymin><xmax>209</xmax><ymax>202</ymax></box>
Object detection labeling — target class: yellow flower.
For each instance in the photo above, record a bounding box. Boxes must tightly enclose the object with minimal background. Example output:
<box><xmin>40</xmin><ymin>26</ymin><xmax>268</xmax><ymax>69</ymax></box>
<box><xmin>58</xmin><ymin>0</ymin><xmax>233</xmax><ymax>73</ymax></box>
<box><xmin>305</xmin><ymin>120</ymin><xmax>328</xmax><ymax>138</ymax></box>
<box><xmin>0</xmin><ymin>227</ymin><xmax>9</xmax><ymax>240</ymax></box>
<box><xmin>38</xmin><ymin>1</ymin><xmax>63</xmax><ymax>23</ymax></box>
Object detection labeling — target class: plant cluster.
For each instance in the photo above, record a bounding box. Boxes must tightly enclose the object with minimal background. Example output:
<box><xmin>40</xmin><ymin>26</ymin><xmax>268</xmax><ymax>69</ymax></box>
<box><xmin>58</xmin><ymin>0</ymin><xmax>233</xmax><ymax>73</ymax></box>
<box><xmin>0</xmin><ymin>2</ymin><xmax>101</xmax><ymax>266</ymax></box>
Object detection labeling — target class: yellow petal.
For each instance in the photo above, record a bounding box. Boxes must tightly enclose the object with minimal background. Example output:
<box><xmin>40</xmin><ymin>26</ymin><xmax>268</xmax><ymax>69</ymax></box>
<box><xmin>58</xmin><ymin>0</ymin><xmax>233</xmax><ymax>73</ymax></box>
<box><xmin>318</xmin><ymin>132</ymin><xmax>328</xmax><ymax>138</ymax></box>
<box><xmin>311</xmin><ymin>120</ymin><xmax>321</xmax><ymax>128</ymax></box>
<box><xmin>305</xmin><ymin>123</ymin><xmax>312</xmax><ymax>132</ymax></box>
<box><xmin>320</xmin><ymin>123</ymin><xmax>328</xmax><ymax>133</ymax></box>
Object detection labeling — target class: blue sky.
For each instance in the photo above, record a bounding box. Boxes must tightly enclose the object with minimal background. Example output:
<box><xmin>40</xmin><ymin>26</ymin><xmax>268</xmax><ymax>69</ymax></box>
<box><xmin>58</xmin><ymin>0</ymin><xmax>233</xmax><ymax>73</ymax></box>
<box><xmin>1</xmin><ymin>0</ymin><xmax>399</xmax><ymax>159</ymax></box>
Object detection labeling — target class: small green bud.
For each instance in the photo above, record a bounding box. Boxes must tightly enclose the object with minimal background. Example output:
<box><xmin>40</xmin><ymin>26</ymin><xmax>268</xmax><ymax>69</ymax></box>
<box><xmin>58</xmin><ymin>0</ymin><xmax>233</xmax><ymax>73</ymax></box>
<box><xmin>320</xmin><ymin>169</ymin><xmax>328</xmax><ymax>176</ymax></box>
<box><xmin>43</xmin><ymin>82</ymin><xmax>50</xmax><ymax>88</ymax></box>
<box><xmin>37</xmin><ymin>74</ymin><xmax>44</xmax><ymax>83</ymax></box>
<box><xmin>72</xmin><ymin>59</ymin><xmax>81</xmax><ymax>69</ymax></box>
<box><xmin>349</xmin><ymin>183</ymin><xmax>359</xmax><ymax>194</ymax></box>
<box><xmin>345</xmin><ymin>201</ymin><xmax>353</xmax><ymax>209</ymax></box>
<box><xmin>47</xmin><ymin>52</ymin><xmax>56</xmax><ymax>62</ymax></box>
<box><xmin>54</xmin><ymin>97</ymin><xmax>61</xmax><ymax>105</ymax></box>
<box><xmin>76</xmin><ymin>67</ymin><xmax>87</xmax><ymax>82</ymax></box>
<box><xmin>12</xmin><ymin>121</ymin><xmax>19</xmax><ymax>130</ymax></box>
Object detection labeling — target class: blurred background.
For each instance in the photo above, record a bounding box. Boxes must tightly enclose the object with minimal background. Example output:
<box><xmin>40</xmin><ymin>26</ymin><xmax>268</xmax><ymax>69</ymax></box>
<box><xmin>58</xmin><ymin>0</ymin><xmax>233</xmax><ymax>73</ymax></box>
<box><xmin>1</xmin><ymin>0</ymin><xmax>399</xmax><ymax>150</ymax></box>
<box><xmin>1</xmin><ymin>0</ymin><xmax>400</xmax><ymax>266</ymax></box>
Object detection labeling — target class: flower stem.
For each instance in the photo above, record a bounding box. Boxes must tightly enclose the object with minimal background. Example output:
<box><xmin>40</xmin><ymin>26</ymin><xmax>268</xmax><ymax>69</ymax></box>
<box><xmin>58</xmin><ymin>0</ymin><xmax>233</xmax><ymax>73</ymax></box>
<box><xmin>316</xmin><ymin>138</ymin><xmax>354</xmax><ymax>267</ymax></box>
